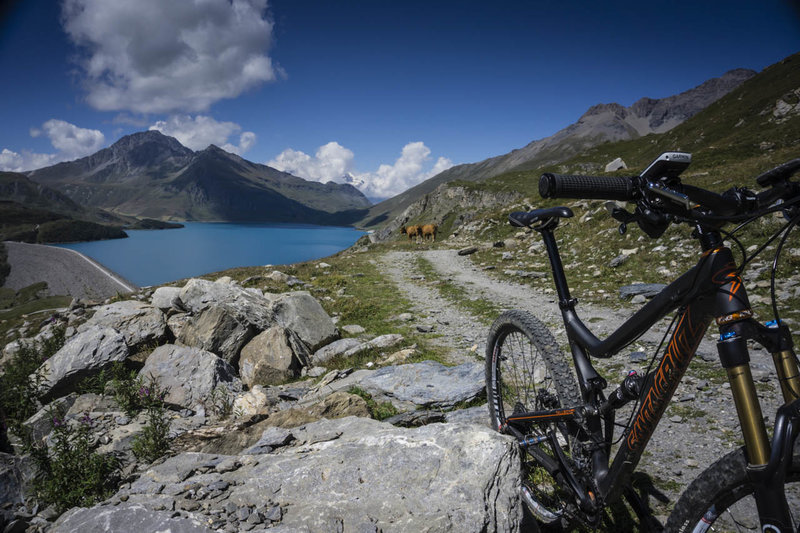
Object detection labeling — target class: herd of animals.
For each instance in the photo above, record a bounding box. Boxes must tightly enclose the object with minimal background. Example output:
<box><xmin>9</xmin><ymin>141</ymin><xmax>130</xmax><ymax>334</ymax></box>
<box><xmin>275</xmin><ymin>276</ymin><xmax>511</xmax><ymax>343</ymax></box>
<box><xmin>400</xmin><ymin>223</ymin><xmax>437</xmax><ymax>242</ymax></box>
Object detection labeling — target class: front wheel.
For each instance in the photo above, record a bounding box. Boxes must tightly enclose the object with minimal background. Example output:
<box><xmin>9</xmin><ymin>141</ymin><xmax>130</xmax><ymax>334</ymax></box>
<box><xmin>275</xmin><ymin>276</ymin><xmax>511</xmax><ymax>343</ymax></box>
<box><xmin>666</xmin><ymin>446</ymin><xmax>800</xmax><ymax>532</ymax></box>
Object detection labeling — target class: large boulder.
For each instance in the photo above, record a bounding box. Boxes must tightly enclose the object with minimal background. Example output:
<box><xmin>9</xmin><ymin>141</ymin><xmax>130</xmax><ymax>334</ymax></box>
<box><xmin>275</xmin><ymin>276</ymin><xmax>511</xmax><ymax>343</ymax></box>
<box><xmin>238</xmin><ymin>326</ymin><xmax>311</xmax><ymax>387</ymax></box>
<box><xmin>139</xmin><ymin>345</ymin><xmax>241</xmax><ymax>411</ymax></box>
<box><xmin>79</xmin><ymin>301</ymin><xmax>168</xmax><ymax>351</ymax></box>
<box><xmin>178</xmin><ymin>278</ymin><xmax>273</xmax><ymax>329</ymax></box>
<box><xmin>177</xmin><ymin>306</ymin><xmax>255</xmax><ymax>365</ymax></box>
<box><xmin>37</xmin><ymin>326</ymin><xmax>129</xmax><ymax>402</ymax></box>
<box><xmin>119</xmin><ymin>418</ymin><xmax>521</xmax><ymax>532</ymax></box>
<box><xmin>269</xmin><ymin>292</ymin><xmax>338</xmax><ymax>351</ymax></box>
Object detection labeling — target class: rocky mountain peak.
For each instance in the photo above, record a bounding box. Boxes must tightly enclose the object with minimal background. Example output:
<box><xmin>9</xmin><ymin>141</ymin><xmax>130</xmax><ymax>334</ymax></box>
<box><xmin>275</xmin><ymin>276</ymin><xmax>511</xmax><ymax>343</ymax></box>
<box><xmin>579</xmin><ymin>102</ymin><xmax>626</xmax><ymax>120</ymax></box>
<box><xmin>109</xmin><ymin>130</ymin><xmax>191</xmax><ymax>158</ymax></box>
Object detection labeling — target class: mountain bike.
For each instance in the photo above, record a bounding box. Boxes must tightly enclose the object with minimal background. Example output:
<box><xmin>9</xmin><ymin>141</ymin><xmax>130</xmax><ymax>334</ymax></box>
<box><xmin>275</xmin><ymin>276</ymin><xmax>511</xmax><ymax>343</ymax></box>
<box><xmin>485</xmin><ymin>152</ymin><xmax>800</xmax><ymax>532</ymax></box>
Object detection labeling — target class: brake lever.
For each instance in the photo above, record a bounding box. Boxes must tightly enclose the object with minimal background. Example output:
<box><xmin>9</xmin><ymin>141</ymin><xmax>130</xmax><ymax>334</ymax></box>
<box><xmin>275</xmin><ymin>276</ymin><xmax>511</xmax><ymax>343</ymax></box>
<box><xmin>605</xmin><ymin>202</ymin><xmax>636</xmax><ymax>235</ymax></box>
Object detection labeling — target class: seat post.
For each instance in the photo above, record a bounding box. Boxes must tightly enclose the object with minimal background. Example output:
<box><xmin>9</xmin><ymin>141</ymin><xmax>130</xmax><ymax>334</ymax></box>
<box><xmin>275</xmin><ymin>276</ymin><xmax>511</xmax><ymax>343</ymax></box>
<box><xmin>539</xmin><ymin>225</ymin><xmax>573</xmax><ymax>307</ymax></box>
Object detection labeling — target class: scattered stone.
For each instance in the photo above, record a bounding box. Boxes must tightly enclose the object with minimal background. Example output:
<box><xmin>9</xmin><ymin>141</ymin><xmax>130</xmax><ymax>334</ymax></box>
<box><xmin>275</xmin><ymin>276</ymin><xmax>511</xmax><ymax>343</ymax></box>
<box><xmin>239</xmin><ymin>326</ymin><xmax>311</xmax><ymax>387</ymax></box>
<box><xmin>457</xmin><ymin>246</ymin><xmax>478</xmax><ymax>256</ymax></box>
<box><xmin>311</xmin><ymin>338</ymin><xmax>362</xmax><ymax>365</ymax></box>
<box><xmin>629</xmin><ymin>351</ymin><xmax>648</xmax><ymax>362</ymax></box>
<box><xmin>609</xmin><ymin>255</ymin><xmax>629</xmax><ymax>268</ymax></box>
<box><xmin>605</xmin><ymin>157</ymin><xmax>627</xmax><ymax>172</ymax></box>
<box><xmin>233</xmin><ymin>386</ymin><xmax>269</xmax><ymax>418</ymax></box>
<box><xmin>619</xmin><ymin>283</ymin><xmax>667</xmax><ymax>299</ymax></box>
<box><xmin>341</xmin><ymin>324</ymin><xmax>365</xmax><ymax>335</ymax></box>
<box><xmin>416</xmin><ymin>324</ymin><xmax>435</xmax><ymax>333</ymax></box>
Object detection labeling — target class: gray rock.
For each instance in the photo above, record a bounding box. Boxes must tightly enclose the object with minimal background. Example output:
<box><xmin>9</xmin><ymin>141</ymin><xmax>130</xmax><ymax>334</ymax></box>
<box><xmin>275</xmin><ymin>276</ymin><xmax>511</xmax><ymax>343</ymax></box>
<box><xmin>166</xmin><ymin>313</ymin><xmax>191</xmax><ymax>339</ymax></box>
<box><xmin>269</xmin><ymin>292</ymin><xmax>339</xmax><ymax>352</ymax></box>
<box><xmin>178</xmin><ymin>278</ymin><xmax>273</xmax><ymax>330</ymax></box>
<box><xmin>150</xmin><ymin>287</ymin><xmax>182</xmax><ymax>311</ymax></box>
<box><xmin>177</xmin><ymin>306</ymin><xmax>255</xmax><ymax>365</ymax></box>
<box><xmin>0</xmin><ymin>453</ymin><xmax>29</xmax><ymax>522</ymax></box>
<box><xmin>358</xmin><ymin>361</ymin><xmax>484</xmax><ymax>410</ymax></box>
<box><xmin>37</xmin><ymin>326</ymin><xmax>129</xmax><ymax>402</ymax></box>
<box><xmin>340</xmin><ymin>334</ymin><xmax>405</xmax><ymax>360</ymax></box>
<box><xmin>79</xmin><ymin>301</ymin><xmax>168</xmax><ymax>351</ymax></box>
<box><xmin>445</xmin><ymin>405</ymin><xmax>491</xmax><ymax>427</ymax></box>
<box><xmin>609</xmin><ymin>255</ymin><xmax>629</xmax><ymax>268</ymax></box>
<box><xmin>51</xmin><ymin>503</ymin><xmax>213</xmax><ymax>533</ymax></box>
<box><xmin>619</xmin><ymin>283</ymin><xmax>667</xmax><ymax>299</ymax></box>
<box><xmin>341</xmin><ymin>324</ymin><xmax>365</xmax><ymax>335</ymax></box>
<box><xmin>125</xmin><ymin>418</ymin><xmax>520</xmax><ymax>532</ymax></box>
<box><xmin>23</xmin><ymin>394</ymin><xmax>78</xmax><ymax>445</ymax></box>
<box><xmin>242</xmin><ymin>427</ymin><xmax>294</xmax><ymax>455</ymax></box>
<box><xmin>605</xmin><ymin>157</ymin><xmax>627</xmax><ymax>172</ymax></box>
<box><xmin>238</xmin><ymin>327</ymin><xmax>310</xmax><ymax>387</ymax></box>
<box><xmin>311</xmin><ymin>338</ymin><xmax>362</xmax><ymax>365</ymax></box>
<box><xmin>458</xmin><ymin>246</ymin><xmax>478</xmax><ymax>256</ymax></box>
<box><xmin>139</xmin><ymin>345</ymin><xmax>241</xmax><ymax>411</ymax></box>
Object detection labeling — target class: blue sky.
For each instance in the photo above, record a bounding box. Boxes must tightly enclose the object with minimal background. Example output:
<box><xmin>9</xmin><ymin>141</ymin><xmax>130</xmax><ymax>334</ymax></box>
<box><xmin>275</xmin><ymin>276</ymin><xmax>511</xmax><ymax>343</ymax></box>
<box><xmin>0</xmin><ymin>0</ymin><xmax>798</xmax><ymax>199</ymax></box>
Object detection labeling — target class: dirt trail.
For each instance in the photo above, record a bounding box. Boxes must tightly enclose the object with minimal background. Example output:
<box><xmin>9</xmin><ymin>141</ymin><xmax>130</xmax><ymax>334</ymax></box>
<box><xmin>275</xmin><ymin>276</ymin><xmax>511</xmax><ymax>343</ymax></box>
<box><xmin>379</xmin><ymin>247</ymin><xmax>784</xmax><ymax>516</ymax></box>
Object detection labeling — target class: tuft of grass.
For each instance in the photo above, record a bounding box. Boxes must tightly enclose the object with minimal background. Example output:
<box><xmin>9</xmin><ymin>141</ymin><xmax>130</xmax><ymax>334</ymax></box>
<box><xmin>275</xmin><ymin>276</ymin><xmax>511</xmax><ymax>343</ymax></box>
<box><xmin>347</xmin><ymin>386</ymin><xmax>399</xmax><ymax>421</ymax></box>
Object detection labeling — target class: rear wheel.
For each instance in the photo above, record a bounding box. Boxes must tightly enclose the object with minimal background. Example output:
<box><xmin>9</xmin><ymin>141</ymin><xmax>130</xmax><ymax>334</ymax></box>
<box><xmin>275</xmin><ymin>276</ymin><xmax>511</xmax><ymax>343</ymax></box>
<box><xmin>666</xmin><ymin>446</ymin><xmax>800</xmax><ymax>532</ymax></box>
<box><xmin>485</xmin><ymin>310</ymin><xmax>581</xmax><ymax>527</ymax></box>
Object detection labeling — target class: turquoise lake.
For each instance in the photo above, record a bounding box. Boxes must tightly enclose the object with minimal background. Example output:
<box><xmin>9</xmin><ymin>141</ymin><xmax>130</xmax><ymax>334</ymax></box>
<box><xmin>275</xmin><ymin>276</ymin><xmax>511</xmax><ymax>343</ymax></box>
<box><xmin>54</xmin><ymin>222</ymin><xmax>364</xmax><ymax>287</ymax></box>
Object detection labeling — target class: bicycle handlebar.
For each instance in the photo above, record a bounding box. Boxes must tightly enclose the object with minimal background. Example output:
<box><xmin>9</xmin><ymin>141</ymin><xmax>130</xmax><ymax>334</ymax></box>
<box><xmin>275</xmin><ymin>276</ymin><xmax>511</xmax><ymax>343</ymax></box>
<box><xmin>539</xmin><ymin>173</ymin><xmax>639</xmax><ymax>202</ymax></box>
<box><xmin>539</xmin><ymin>159</ymin><xmax>800</xmax><ymax>224</ymax></box>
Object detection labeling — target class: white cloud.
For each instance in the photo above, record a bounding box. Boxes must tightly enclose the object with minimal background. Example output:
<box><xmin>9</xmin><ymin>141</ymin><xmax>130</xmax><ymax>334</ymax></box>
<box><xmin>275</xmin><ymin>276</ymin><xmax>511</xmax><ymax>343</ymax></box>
<box><xmin>268</xmin><ymin>142</ymin><xmax>355</xmax><ymax>182</ymax></box>
<box><xmin>268</xmin><ymin>141</ymin><xmax>454</xmax><ymax>199</ymax></box>
<box><xmin>0</xmin><ymin>120</ymin><xmax>106</xmax><ymax>172</ymax></box>
<box><xmin>61</xmin><ymin>0</ymin><xmax>278</xmax><ymax>114</ymax></box>
<box><xmin>150</xmin><ymin>115</ymin><xmax>256</xmax><ymax>154</ymax></box>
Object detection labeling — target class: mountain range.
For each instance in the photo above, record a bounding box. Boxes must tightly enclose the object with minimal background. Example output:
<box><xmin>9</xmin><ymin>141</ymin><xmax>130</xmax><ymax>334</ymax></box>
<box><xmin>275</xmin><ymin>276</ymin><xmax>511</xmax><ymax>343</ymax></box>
<box><xmin>359</xmin><ymin>67</ymin><xmax>756</xmax><ymax>227</ymax></box>
<box><xmin>27</xmin><ymin>131</ymin><xmax>371</xmax><ymax>224</ymax></box>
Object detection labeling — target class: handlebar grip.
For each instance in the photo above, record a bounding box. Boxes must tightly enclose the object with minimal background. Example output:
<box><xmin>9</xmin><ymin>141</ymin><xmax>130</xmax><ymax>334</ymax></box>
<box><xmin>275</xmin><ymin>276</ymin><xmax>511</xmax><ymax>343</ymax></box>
<box><xmin>539</xmin><ymin>173</ymin><xmax>639</xmax><ymax>201</ymax></box>
<box><xmin>755</xmin><ymin>158</ymin><xmax>800</xmax><ymax>187</ymax></box>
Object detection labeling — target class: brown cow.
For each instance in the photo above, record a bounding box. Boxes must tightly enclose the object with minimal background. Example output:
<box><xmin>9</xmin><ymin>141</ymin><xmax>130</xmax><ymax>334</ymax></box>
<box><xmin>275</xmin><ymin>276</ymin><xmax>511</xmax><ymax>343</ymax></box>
<box><xmin>421</xmin><ymin>224</ymin><xmax>437</xmax><ymax>242</ymax></box>
<box><xmin>401</xmin><ymin>225</ymin><xmax>421</xmax><ymax>242</ymax></box>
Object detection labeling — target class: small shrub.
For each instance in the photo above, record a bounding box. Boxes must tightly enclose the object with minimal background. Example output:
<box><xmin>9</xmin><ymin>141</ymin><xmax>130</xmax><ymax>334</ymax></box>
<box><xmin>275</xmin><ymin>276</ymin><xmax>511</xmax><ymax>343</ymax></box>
<box><xmin>209</xmin><ymin>386</ymin><xmax>236</xmax><ymax>419</ymax></box>
<box><xmin>28</xmin><ymin>412</ymin><xmax>118</xmax><ymax>512</ymax></box>
<box><xmin>0</xmin><ymin>327</ymin><xmax>65</xmax><ymax>435</ymax></box>
<box><xmin>130</xmin><ymin>378</ymin><xmax>171</xmax><ymax>463</ymax></box>
<box><xmin>347</xmin><ymin>386</ymin><xmax>398</xmax><ymax>421</ymax></box>
<box><xmin>110</xmin><ymin>364</ymin><xmax>146</xmax><ymax>417</ymax></box>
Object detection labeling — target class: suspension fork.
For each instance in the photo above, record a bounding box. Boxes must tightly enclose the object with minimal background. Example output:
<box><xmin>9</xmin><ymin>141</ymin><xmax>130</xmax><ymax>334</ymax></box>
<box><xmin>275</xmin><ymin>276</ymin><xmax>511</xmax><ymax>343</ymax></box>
<box><xmin>717</xmin><ymin>317</ymin><xmax>800</xmax><ymax>531</ymax></box>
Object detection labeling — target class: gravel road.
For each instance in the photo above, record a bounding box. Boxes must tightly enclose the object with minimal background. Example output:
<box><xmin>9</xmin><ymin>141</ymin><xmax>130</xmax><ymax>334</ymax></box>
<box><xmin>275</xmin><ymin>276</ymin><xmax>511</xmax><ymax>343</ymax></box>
<box><xmin>380</xmin><ymin>247</ymin><xmax>787</xmax><ymax>516</ymax></box>
<box><xmin>3</xmin><ymin>241</ymin><xmax>138</xmax><ymax>301</ymax></box>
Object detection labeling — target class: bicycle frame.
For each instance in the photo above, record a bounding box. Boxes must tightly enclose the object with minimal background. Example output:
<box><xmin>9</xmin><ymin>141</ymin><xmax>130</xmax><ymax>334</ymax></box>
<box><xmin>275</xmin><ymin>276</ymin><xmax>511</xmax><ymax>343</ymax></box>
<box><xmin>506</xmin><ymin>220</ymin><xmax>800</xmax><ymax>530</ymax></box>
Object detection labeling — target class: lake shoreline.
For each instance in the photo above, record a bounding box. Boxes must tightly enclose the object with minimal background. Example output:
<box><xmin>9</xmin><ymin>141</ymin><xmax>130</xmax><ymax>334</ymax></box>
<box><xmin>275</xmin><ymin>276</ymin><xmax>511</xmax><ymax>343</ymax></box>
<box><xmin>52</xmin><ymin>222</ymin><xmax>365</xmax><ymax>287</ymax></box>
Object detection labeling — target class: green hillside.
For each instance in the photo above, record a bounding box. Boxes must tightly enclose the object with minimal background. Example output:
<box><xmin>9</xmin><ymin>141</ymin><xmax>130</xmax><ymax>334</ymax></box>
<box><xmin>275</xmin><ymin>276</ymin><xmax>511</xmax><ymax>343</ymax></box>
<box><xmin>473</xmin><ymin>52</ymin><xmax>799</xmax><ymax>198</ymax></box>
